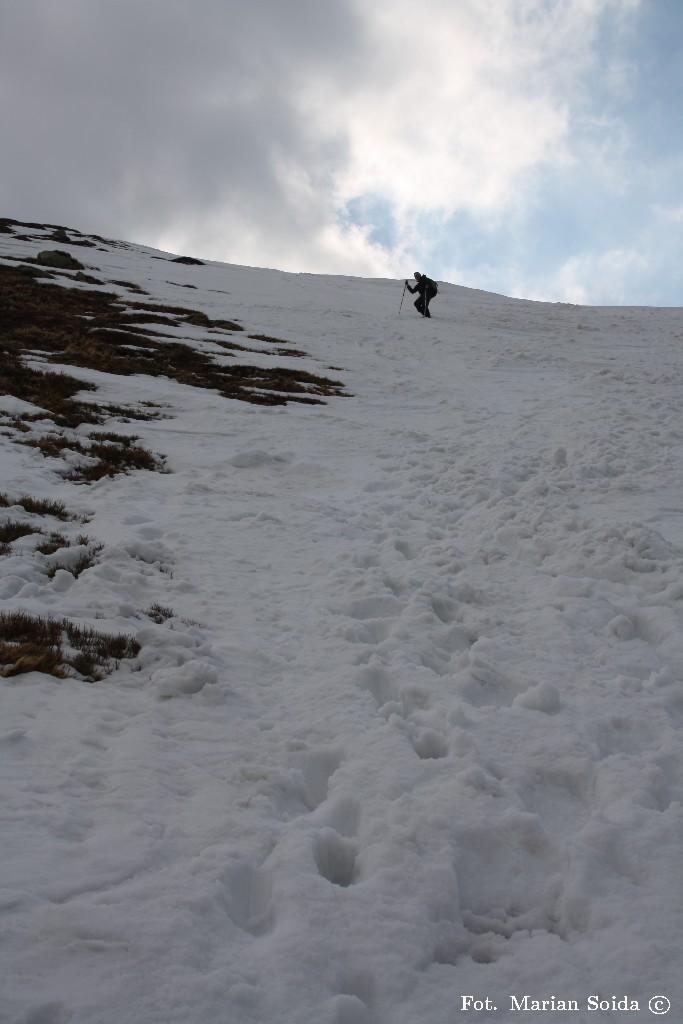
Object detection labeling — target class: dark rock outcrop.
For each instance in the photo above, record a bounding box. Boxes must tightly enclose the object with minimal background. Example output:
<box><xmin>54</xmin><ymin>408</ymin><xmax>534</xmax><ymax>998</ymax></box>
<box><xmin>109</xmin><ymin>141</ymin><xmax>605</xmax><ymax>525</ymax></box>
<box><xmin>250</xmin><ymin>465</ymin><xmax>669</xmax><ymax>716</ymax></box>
<box><xmin>36</xmin><ymin>250</ymin><xmax>85</xmax><ymax>270</ymax></box>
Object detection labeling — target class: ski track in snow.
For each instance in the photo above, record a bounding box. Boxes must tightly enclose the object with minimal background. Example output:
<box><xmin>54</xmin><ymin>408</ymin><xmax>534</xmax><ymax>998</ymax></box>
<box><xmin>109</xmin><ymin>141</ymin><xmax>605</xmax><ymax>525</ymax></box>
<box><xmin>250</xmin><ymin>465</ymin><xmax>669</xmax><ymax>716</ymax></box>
<box><xmin>1</xmin><ymin>226</ymin><xmax>683</xmax><ymax>1024</ymax></box>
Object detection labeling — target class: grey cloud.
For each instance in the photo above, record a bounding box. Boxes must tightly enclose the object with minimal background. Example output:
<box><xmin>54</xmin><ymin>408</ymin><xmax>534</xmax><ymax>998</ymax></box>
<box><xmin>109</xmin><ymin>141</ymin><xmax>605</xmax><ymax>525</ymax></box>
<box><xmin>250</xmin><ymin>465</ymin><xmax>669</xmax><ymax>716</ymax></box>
<box><xmin>0</xmin><ymin>0</ymin><xmax>366</xmax><ymax>251</ymax></box>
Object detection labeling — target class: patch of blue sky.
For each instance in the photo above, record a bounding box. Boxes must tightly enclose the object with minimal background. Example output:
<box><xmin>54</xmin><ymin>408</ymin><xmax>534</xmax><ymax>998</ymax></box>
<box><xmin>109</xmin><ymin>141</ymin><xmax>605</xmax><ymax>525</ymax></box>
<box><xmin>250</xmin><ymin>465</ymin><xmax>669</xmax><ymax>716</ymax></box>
<box><xmin>414</xmin><ymin>166</ymin><xmax>681</xmax><ymax>306</ymax></box>
<box><xmin>427</xmin><ymin>212</ymin><xmax>506</xmax><ymax>273</ymax></box>
<box><xmin>397</xmin><ymin>208</ymin><xmax>516</xmax><ymax>294</ymax></box>
<box><xmin>342</xmin><ymin>194</ymin><xmax>399</xmax><ymax>251</ymax></box>
<box><xmin>622</xmin><ymin>0</ymin><xmax>683</xmax><ymax>155</ymax></box>
<box><xmin>524</xmin><ymin>166</ymin><xmax>650</xmax><ymax>256</ymax></box>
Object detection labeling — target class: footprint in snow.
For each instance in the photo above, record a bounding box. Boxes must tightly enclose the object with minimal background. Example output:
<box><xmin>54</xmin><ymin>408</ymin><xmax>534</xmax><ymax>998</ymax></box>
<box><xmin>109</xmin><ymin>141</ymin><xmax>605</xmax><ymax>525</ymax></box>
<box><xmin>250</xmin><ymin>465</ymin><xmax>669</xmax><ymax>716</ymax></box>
<box><xmin>331</xmin><ymin>971</ymin><xmax>375</xmax><ymax>1024</ymax></box>
<box><xmin>315</xmin><ymin>828</ymin><xmax>359</xmax><ymax>888</ymax></box>
<box><xmin>411</xmin><ymin>728</ymin><xmax>449</xmax><ymax>760</ymax></box>
<box><xmin>296</xmin><ymin>748</ymin><xmax>344</xmax><ymax>811</ymax></box>
<box><xmin>220</xmin><ymin>859</ymin><xmax>274</xmax><ymax>937</ymax></box>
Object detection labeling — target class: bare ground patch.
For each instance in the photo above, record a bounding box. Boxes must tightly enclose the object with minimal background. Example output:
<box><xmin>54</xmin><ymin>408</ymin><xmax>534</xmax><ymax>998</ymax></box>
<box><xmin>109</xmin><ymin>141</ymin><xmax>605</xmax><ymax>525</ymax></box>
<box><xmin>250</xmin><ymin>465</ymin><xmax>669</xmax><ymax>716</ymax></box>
<box><xmin>0</xmin><ymin>259</ymin><xmax>348</xmax><ymax>410</ymax></box>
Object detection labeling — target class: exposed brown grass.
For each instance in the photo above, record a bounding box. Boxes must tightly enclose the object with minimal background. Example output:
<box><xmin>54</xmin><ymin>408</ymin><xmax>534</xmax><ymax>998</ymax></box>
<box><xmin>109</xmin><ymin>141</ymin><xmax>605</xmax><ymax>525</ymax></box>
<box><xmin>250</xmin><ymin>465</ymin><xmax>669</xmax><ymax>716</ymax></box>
<box><xmin>1</xmin><ymin>224</ymin><xmax>349</xmax><ymax>489</ymax></box>
<box><xmin>20</xmin><ymin>431</ymin><xmax>161</xmax><ymax>483</ymax></box>
<box><xmin>0</xmin><ymin>610</ymin><xmax>140</xmax><ymax>682</ymax></box>
<box><xmin>249</xmin><ymin>333</ymin><xmax>289</xmax><ymax>344</ymax></box>
<box><xmin>112</xmin><ymin>279</ymin><xmax>149</xmax><ymax>295</ymax></box>
<box><xmin>46</xmin><ymin>539</ymin><xmax>103</xmax><ymax>579</ymax></box>
<box><xmin>35</xmin><ymin>532</ymin><xmax>70</xmax><ymax>556</ymax></box>
<box><xmin>147</xmin><ymin>603</ymin><xmax>175</xmax><ymax>624</ymax></box>
<box><xmin>0</xmin><ymin>520</ymin><xmax>41</xmax><ymax>545</ymax></box>
<box><xmin>0</xmin><ymin>495</ymin><xmax>87</xmax><ymax>561</ymax></box>
<box><xmin>101</xmin><ymin>402</ymin><xmax>165</xmax><ymax>422</ymax></box>
<box><xmin>248</xmin><ymin>333</ymin><xmax>307</xmax><ymax>358</ymax></box>
<box><xmin>0</xmin><ymin>493</ymin><xmax>72</xmax><ymax>519</ymax></box>
<box><xmin>0</xmin><ymin>506</ymin><xmax>103</xmax><ymax>575</ymax></box>
<box><xmin>0</xmin><ymin>261</ymin><xmax>348</xmax><ymax>413</ymax></box>
<box><xmin>0</xmin><ymin>339</ymin><xmax>100</xmax><ymax>428</ymax></box>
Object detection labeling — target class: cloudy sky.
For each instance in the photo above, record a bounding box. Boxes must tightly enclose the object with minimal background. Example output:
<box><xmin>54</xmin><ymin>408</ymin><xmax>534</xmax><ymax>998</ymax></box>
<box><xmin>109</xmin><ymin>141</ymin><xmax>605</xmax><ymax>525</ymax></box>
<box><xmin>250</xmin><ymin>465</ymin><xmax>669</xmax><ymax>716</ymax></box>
<box><xmin>2</xmin><ymin>0</ymin><xmax>682</xmax><ymax>305</ymax></box>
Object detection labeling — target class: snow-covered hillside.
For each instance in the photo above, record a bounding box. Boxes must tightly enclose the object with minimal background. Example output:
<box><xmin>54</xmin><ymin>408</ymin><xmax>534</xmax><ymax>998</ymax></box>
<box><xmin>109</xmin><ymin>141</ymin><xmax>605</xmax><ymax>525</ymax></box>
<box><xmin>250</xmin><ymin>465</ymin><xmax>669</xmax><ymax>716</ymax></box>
<box><xmin>1</xmin><ymin>220</ymin><xmax>682</xmax><ymax>1024</ymax></box>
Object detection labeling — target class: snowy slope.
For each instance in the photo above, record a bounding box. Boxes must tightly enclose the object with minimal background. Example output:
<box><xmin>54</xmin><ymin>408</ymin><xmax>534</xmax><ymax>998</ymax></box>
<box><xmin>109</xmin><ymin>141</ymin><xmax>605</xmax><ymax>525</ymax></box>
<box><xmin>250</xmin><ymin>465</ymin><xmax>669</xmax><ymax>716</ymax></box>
<box><xmin>1</xmin><ymin>222</ymin><xmax>682</xmax><ymax>1024</ymax></box>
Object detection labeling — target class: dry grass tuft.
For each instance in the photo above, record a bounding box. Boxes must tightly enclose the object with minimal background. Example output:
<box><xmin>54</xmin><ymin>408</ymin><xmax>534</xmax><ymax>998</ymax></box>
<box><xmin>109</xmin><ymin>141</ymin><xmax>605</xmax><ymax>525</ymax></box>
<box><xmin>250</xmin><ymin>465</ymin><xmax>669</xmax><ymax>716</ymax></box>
<box><xmin>46</xmin><ymin>539</ymin><xmax>104</xmax><ymax>579</ymax></box>
<box><xmin>0</xmin><ymin>520</ymin><xmax>41</xmax><ymax>545</ymax></box>
<box><xmin>36</xmin><ymin>532</ymin><xmax>70</xmax><ymax>556</ymax></box>
<box><xmin>0</xmin><ymin>495</ymin><xmax>87</xmax><ymax>561</ymax></box>
<box><xmin>0</xmin><ymin>611</ymin><xmax>140</xmax><ymax>682</ymax></box>
<box><xmin>0</xmin><ymin>493</ymin><xmax>72</xmax><ymax>519</ymax></box>
<box><xmin>147</xmin><ymin>603</ymin><xmax>175</xmax><ymax>624</ymax></box>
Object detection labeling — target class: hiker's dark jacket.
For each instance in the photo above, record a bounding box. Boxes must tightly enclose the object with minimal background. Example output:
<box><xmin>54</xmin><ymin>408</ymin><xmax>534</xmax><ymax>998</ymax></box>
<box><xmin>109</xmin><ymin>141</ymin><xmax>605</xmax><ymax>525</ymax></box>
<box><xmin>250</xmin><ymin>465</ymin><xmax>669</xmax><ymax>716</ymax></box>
<box><xmin>407</xmin><ymin>276</ymin><xmax>437</xmax><ymax>297</ymax></box>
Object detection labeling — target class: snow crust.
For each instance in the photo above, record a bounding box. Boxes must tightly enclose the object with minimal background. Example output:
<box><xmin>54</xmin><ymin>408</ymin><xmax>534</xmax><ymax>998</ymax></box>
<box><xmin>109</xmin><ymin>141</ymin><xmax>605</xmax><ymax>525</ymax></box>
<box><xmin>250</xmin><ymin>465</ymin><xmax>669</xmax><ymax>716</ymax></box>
<box><xmin>1</xmin><ymin>227</ymin><xmax>682</xmax><ymax>1024</ymax></box>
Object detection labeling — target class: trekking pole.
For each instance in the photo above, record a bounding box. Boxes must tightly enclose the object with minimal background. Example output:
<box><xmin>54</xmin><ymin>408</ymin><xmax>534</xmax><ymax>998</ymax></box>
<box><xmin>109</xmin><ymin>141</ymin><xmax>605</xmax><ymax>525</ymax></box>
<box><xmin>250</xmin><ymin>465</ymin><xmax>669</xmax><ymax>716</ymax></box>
<box><xmin>398</xmin><ymin>281</ymin><xmax>407</xmax><ymax>315</ymax></box>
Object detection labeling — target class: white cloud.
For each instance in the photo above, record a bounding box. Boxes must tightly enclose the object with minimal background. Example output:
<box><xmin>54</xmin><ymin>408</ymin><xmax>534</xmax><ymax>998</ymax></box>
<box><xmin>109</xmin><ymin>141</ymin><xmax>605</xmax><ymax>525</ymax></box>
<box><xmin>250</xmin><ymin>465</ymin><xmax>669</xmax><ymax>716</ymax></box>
<box><xmin>290</xmin><ymin>0</ymin><xmax>645</xmax><ymax>270</ymax></box>
<box><xmin>328</xmin><ymin>1</ymin><xmax>570</xmax><ymax>215</ymax></box>
<box><xmin>294</xmin><ymin>20</ymin><xmax>533</xmax><ymax>251</ymax></box>
<box><xmin>538</xmin><ymin>247</ymin><xmax>650</xmax><ymax>305</ymax></box>
<box><xmin>653</xmin><ymin>202</ymin><xmax>683</xmax><ymax>224</ymax></box>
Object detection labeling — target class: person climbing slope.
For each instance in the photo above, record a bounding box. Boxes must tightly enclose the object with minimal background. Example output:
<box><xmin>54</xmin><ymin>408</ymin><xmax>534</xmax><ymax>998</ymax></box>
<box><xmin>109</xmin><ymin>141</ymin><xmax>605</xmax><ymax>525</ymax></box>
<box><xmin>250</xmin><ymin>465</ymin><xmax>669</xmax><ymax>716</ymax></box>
<box><xmin>405</xmin><ymin>272</ymin><xmax>438</xmax><ymax>317</ymax></box>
